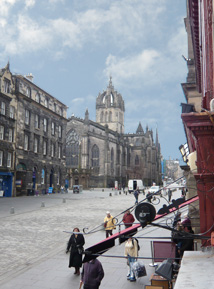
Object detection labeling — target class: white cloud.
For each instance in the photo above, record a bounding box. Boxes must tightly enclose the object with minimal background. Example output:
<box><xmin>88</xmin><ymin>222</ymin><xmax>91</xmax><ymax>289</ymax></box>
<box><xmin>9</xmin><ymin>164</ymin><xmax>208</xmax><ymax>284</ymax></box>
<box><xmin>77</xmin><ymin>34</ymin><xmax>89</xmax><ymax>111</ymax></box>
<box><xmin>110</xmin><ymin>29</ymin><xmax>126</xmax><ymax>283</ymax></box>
<box><xmin>0</xmin><ymin>0</ymin><xmax>16</xmax><ymax>17</ymax></box>
<box><xmin>25</xmin><ymin>0</ymin><xmax>35</xmax><ymax>9</ymax></box>
<box><xmin>0</xmin><ymin>0</ymin><xmax>169</xmax><ymax>58</ymax></box>
<box><xmin>104</xmin><ymin>50</ymin><xmax>160</xmax><ymax>86</ymax></box>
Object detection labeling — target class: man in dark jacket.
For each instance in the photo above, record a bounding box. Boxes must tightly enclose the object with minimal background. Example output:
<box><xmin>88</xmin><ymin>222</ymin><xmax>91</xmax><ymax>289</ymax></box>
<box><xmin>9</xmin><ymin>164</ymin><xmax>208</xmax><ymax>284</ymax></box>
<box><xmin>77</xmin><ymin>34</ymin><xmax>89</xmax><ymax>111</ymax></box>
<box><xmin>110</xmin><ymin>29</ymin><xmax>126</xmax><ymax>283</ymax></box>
<box><xmin>80</xmin><ymin>258</ymin><xmax>104</xmax><ymax>289</ymax></box>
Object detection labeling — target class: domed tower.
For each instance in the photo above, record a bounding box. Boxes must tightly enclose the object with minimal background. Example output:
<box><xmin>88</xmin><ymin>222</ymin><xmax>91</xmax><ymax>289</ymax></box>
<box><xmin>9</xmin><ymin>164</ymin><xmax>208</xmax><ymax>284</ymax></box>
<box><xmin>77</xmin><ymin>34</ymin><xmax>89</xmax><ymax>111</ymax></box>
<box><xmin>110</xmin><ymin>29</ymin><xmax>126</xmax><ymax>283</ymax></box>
<box><xmin>96</xmin><ymin>77</ymin><xmax>125</xmax><ymax>133</ymax></box>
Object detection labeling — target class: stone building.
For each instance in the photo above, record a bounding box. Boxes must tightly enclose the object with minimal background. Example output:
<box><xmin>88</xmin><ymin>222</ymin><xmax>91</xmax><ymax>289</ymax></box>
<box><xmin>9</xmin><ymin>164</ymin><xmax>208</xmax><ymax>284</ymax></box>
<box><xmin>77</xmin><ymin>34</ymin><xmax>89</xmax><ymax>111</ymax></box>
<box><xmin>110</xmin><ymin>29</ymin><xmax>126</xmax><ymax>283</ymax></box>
<box><xmin>0</xmin><ymin>63</ymin><xmax>16</xmax><ymax>197</ymax></box>
<box><xmin>66</xmin><ymin>79</ymin><xmax>162</xmax><ymax>188</ymax></box>
<box><xmin>0</xmin><ymin>62</ymin><xmax>67</xmax><ymax>196</ymax></box>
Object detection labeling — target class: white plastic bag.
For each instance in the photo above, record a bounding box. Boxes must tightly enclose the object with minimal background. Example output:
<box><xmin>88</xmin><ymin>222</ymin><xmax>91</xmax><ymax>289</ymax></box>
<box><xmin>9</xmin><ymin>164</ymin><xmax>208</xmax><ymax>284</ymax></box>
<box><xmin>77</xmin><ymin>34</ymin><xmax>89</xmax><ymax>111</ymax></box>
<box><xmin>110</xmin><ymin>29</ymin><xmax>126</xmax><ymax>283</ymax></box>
<box><xmin>131</xmin><ymin>261</ymin><xmax>147</xmax><ymax>278</ymax></box>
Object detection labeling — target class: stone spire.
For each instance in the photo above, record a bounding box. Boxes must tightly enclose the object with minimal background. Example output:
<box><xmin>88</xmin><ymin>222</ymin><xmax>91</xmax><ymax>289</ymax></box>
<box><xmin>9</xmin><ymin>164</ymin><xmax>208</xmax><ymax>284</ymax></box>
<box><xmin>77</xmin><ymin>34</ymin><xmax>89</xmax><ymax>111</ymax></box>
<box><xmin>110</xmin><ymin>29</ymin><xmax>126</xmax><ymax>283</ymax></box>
<box><xmin>136</xmin><ymin>122</ymin><xmax>144</xmax><ymax>134</ymax></box>
<box><xmin>85</xmin><ymin>108</ymin><xmax>89</xmax><ymax>121</ymax></box>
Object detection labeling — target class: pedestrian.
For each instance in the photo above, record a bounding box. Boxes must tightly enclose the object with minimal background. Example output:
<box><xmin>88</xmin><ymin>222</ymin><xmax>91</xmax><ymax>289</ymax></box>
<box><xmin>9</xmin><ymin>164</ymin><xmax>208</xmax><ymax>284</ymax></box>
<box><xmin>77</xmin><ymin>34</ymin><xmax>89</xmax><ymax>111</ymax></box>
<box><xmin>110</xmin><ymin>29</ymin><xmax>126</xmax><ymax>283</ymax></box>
<box><xmin>104</xmin><ymin>211</ymin><xmax>116</xmax><ymax>238</ymax></box>
<box><xmin>146</xmin><ymin>191</ymin><xmax>152</xmax><ymax>203</ymax></box>
<box><xmin>168</xmin><ymin>189</ymin><xmax>172</xmax><ymax>202</ymax></box>
<box><xmin>182</xmin><ymin>213</ymin><xmax>191</xmax><ymax>228</ymax></box>
<box><xmin>134</xmin><ymin>188</ymin><xmax>140</xmax><ymax>204</ymax></box>
<box><xmin>122</xmin><ymin>210</ymin><xmax>135</xmax><ymax>228</ymax></box>
<box><xmin>172</xmin><ymin>211</ymin><xmax>181</xmax><ymax>228</ymax></box>
<box><xmin>66</xmin><ymin>227</ymin><xmax>85</xmax><ymax>276</ymax></box>
<box><xmin>80</xmin><ymin>258</ymin><xmax>104</xmax><ymax>289</ymax></box>
<box><xmin>124</xmin><ymin>237</ymin><xmax>139</xmax><ymax>282</ymax></box>
<box><xmin>60</xmin><ymin>185</ymin><xmax>64</xmax><ymax>194</ymax></box>
<box><xmin>177</xmin><ymin>223</ymin><xmax>194</xmax><ymax>258</ymax></box>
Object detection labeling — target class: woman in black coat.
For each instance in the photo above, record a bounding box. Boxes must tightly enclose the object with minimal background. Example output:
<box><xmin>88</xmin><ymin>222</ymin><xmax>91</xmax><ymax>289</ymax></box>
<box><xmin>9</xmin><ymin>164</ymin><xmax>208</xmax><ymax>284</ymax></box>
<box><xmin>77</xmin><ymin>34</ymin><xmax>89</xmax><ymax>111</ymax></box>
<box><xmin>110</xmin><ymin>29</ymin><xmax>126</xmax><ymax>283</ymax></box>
<box><xmin>66</xmin><ymin>227</ymin><xmax>85</xmax><ymax>275</ymax></box>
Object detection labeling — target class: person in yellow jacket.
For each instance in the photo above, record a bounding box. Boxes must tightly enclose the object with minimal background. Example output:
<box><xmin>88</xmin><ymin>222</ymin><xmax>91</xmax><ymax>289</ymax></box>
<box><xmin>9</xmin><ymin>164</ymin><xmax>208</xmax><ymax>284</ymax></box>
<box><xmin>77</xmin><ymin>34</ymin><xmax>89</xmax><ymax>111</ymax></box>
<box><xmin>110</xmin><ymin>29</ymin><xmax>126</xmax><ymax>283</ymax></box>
<box><xmin>104</xmin><ymin>211</ymin><xmax>116</xmax><ymax>238</ymax></box>
<box><xmin>124</xmin><ymin>237</ymin><xmax>139</xmax><ymax>282</ymax></box>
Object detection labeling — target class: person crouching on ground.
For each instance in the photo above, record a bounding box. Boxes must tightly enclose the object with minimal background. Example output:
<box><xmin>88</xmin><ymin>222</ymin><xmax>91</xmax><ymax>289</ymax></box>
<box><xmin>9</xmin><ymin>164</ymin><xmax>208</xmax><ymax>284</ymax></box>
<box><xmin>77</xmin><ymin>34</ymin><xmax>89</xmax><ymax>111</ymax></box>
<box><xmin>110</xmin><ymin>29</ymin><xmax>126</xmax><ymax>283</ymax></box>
<box><xmin>104</xmin><ymin>211</ymin><xmax>116</xmax><ymax>238</ymax></box>
<box><xmin>122</xmin><ymin>210</ymin><xmax>135</xmax><ymax>228</ymax></box>
<box><xmin>66</xmin><ymin>227</ymin><xmax>85</xmax><ymax>275</ymax></box>
<box><xmin>80</xmin><ymin>258</ymin><xmax>104</xmax><ymax>289</ymax></box>
<box><xmin>124</xmin><ymin>237</ymin><xmax>138</xmax><ymax>282</ymax></box>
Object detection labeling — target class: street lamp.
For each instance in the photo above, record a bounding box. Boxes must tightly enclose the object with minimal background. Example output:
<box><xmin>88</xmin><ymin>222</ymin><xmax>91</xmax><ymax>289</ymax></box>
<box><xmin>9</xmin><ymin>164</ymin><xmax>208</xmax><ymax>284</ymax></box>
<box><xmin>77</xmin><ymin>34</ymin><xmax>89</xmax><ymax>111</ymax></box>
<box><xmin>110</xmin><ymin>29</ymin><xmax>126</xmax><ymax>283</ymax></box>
<box><xmin>179</xmin><ymin>143</ymin><xmax>189</xmax><ymax>163</ymax></box>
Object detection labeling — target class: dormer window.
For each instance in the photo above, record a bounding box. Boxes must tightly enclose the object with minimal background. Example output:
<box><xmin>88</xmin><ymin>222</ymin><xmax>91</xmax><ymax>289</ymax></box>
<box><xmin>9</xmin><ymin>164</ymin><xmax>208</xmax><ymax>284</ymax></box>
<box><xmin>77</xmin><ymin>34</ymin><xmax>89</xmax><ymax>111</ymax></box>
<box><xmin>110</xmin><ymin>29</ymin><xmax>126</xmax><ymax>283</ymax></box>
<box><xmin>35</xmin><ymin>93</ymin><xmax>40</xmax><ymax>103</ymax></box>
<box><xmin>44</xmin><ymin>97</ymin><xmax>48</xmax><ymax>108</ymax></box>
<box><xmin>54</xmin><ymin>103</ymin><xmax>57</xmax><ymax>112</ymax></box>
<box><xmin>4</xmin><ymin>79</ymin><xmax>10</xmax><ymax>93</ymax></box>
<box><xmin>26</xmin><ymin>87</ymin><xmax>31</xmax><ymax>98</ymax></box>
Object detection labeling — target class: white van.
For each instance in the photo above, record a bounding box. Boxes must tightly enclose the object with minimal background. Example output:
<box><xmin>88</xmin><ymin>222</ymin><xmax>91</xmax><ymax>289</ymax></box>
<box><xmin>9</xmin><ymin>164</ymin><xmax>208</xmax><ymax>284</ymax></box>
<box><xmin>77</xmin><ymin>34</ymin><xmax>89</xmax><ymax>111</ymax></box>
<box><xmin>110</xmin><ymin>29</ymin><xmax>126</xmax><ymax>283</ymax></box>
<box><xmin>128</xmin><ymin>179</ymin><xmax>144</xmax><ymax>193</ymax></box>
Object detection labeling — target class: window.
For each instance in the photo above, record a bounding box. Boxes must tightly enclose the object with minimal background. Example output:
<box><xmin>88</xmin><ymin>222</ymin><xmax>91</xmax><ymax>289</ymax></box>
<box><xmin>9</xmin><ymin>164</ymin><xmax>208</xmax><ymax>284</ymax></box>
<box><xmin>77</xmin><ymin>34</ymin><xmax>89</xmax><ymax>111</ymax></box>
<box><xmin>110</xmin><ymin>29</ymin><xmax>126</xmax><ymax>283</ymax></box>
<box><xmin>100</xmin><ymin>111</ymin><xmax>104</xmax><ymax>122</ymax></box>
<box><xmin>135</xmin><ymin>155</ymin><xmax>140</xmax><ymax>166</ymax></box>
<box><xmin>4</xmin><ymin>79</ymin><xmax>10</xmax><ymax>93</ymax></box>
<box><xmin>59</xmin><ymin>107</ymin><xmax>63</xmax><ymax>116</ymax></box>
<box><xmin>1</xmin><ymin>102</ymin><xmax>6</xmax><ymax>115</ymax></box>
<box><xmin>26</xmin><ymin>87</ymin><xmax>31</xmax><ymax>97</ymax></box>
<box><xmin>34</xmin><ymin>137</ymin><xmax>38</xmax><ymax>153</ymax></box>
<box><xmin>8</xmin><ymin>128</ymin><xmax>13</xmax><ymax>142</ymax></box>
<box><xmin>0</xmin><ymin>126</ymin><xmax>4</xmax><ymax>140</ymax></box>
<box><xmin>51</xmin><ymin>143</ymin><xmax>55</xmax><ymax>157</ymax></box>
<box><xmin>24</xmin><ymin>134</ymin><xmax>29</xmax><ymax>150</ymax></box>
<box><xmin>111</xmin><ymin>148</ymin><xmax>114</xmax><ymax>173</ymax></box>
<box><xmin>7</xmin><ymin>152</ymin><xmax>12</xmax><ymax>167</ymax></box>
<box><xmin>41</xmin><ymin>169</ymin><xmax>45</xmax><ymax>184</ymax></box>
<box><xmin>25</xmin><ymin>110</ymin><xmax>30</xmax><ymax>125</ymax></box>
<box><xmin>51</xmin><ymin>122</ymin><xmax>55</xmax><ymax>135</ymax></box>
<box><xmin>58</xmin><ymin>145</ymin><xmax>62</xmax><ymax>159</ymax></box>
<box><xmin>43</xmin><ymin>118</ymin><xmax>47</xmax><ymax>132</ymax></box>
<box><xmin>9</xmin><ymin>106</ymin><xmax>14</xmax><ymax>119</ymax></box>
<box><xmin>35</xmin><ymin>93</ymin><xmax>40</xmax><ymax>103</ymax></box>
<box><xmin>59</xmin><ymin>125</ymin><xmax>62</xmax><ymax>138</ymax></box>
<box><xmin>66</xmin><ymin>130</ymin><xmax>79</xmax><ymax>167</ymax></box>
<box><xmin>109</xmin><ymin>111</ymin><xmax>112</xmax><ymax>122</ymax></box>
<box><xmin>92</xmin><ymin>144</ymin><xmax>99</xmax><ymax>167</ymax></box>
<box><xmin>44</xmin><ymin>97</ymin><xmax>48</xmax><ymax>108</ymax></box>
<box><xmin>35</xmin><ymin>114</ymin><xmax>39</xmax><ymax>129</ymax></box>
<box><xmin>0</xmin><ymin>151</ymin><xmax>3</xmax><ymax>166</ymax></box>
<box><xmin>54</xmin><ymin>103</ymin><xmax>57</xmax><ymax>112</ymax></box>
<box><xmin>43</xmin><ymin>140</ymin><xmax>47</xmax><ymax>155</ymax></box>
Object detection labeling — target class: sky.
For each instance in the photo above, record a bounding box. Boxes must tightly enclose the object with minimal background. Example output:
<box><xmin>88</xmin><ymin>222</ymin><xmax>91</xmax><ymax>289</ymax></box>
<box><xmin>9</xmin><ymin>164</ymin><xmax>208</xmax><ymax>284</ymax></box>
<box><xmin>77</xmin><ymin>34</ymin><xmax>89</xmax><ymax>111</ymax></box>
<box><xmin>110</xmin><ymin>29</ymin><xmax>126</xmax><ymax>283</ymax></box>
<box><xmin>0</xmin><ymin>0</ymin><xmax>188</xmax><ymax>161</ymax></box>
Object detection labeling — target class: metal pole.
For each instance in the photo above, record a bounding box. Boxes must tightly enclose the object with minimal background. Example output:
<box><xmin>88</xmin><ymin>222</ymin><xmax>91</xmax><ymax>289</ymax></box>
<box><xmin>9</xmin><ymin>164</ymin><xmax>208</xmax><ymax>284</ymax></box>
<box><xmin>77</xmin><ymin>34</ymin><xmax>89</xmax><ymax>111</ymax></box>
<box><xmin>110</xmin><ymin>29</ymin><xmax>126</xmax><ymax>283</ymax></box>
<box><xmin>149</xmin><ymin>241</ymin><xmax>157</xmax><ymax>267</ymax></box>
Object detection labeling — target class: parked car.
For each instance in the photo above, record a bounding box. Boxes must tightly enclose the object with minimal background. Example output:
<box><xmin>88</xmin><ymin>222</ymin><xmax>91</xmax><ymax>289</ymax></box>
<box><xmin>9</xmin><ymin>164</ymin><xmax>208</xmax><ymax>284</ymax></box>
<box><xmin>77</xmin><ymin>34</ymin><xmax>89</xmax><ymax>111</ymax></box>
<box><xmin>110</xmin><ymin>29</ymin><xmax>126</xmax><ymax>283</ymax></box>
<box><xmin>148</xmin><ymin>185</ymin><xmax>160</xmax><ymax>194</ymax></box>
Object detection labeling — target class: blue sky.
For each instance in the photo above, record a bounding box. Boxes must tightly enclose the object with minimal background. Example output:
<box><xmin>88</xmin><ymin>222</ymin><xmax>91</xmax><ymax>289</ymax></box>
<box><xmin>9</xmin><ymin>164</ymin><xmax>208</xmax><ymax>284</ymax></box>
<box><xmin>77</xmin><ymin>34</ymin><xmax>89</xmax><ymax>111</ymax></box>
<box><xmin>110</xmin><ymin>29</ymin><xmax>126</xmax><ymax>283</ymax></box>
<box><xmin>0</xmin><ymin>0</ymin><xmax>188</xmax><ymax>160</ymax></box>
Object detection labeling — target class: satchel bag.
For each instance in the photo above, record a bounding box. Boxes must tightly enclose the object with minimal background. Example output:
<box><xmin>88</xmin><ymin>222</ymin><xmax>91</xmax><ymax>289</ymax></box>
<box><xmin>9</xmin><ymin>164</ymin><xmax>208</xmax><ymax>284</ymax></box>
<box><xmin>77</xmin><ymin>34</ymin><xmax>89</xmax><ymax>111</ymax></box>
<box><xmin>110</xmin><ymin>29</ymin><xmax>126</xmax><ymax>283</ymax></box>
<box><xmin>78</xmin><ymin>247</ymin><xmax>84</xmax><ymax>255</ymax></box>
<box><xmin>131</xmin><ymin>261</ymin><xmax>147</xmax><ymax>278</ymax></box>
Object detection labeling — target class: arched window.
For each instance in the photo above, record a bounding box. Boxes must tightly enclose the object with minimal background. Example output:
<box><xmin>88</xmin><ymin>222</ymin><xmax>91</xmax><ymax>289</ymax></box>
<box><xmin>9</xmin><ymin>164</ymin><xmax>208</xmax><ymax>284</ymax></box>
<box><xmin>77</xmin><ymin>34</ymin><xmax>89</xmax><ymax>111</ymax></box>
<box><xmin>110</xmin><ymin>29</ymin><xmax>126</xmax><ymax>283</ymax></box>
<box><xmin>111</xmin><ymin>148</ymin><xmax>114</xmax><ymax>173</ymax></box>
<box><xmin>26</xmin><ymin>87</ymin><xmax>31</xmax><ymax>98</ymax></box>
<box><xmin>105</xmin><ymin>111</ymin><xmax>108</xmax><ymax>122</ymax></box>
<box><xmin>92</xmin><ymin>145</ymin><xmax>99</xmax><ymax>167</ymax></box>
<box><xmin>35</xmin><ymin>93</ymin><xmax>40</xmax><ymax>103</ymax></box>
<box><xmin>100</xmin><ymin>111</ymin><xmax>104</xmax><ymax>122</ymax></box>
<box><xmin>109</xmin><ymin>111</ymin><xmax>112</xmax><ymax>122</ymax></box>
<box><xmin>44</xmin><ymin>97</ymin><xmax>48</xmax><ymax>108</ymax></box>
<box><xmin>66</xmin><ymin>130</ymin><xmax>79</xmax><ymax>167</ymax></box>
<box><xmin>110</xmin><ymin>93</ymin><xmax>114</xmax><ymax>105</ymax></box>
<box><xmin>135</xmin><ymin>155</ymin><xmax>140</xmax><ymax>166</ymax></box>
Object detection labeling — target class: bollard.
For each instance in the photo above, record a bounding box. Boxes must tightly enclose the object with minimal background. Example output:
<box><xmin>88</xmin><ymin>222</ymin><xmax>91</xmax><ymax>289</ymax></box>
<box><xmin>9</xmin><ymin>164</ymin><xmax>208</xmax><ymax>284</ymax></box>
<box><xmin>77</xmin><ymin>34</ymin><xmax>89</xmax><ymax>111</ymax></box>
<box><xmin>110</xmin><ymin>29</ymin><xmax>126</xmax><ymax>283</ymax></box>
<box><xmin>10</xmin><ymin>207</ymin><xmax>15</xmax><ymax>214</ymax></box>
<box><xmin>119</xmin><ymin>191</ymin><xmax>121</xmax><ymax>195</ymax></box>
<box><xmin>126</xmin><ymin>192</ymin><xmax>127</xmax><ymax>195</ymax></box>
<box><xmin>63</xmin><ymin>198</ymin><xmax>66</xmax><ymax>203</ymax></box>
<box><xmin>102</xmin><ymin>189</ymin><xmax>104</xmax><ymax>192</ymax></box>
<box><xmin>109</xmin><ymin>193</ymin><xmax>112</xmax><ymax>197</ymax></box>
<box><xmin>41</xmin><ymin>202</ymin><xmax>45</xmax><ymax>207</ymax></box>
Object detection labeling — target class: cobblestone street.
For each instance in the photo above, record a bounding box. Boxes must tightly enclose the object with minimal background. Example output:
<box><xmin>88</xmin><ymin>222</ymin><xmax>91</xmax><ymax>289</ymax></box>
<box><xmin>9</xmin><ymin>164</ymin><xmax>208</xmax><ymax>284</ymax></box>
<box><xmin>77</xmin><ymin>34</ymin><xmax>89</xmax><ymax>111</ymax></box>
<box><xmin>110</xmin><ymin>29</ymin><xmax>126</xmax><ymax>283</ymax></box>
<box><xmin>0</xmin><ymin>189</ymin><xmax>182</xmax><ymax>288</ymax></box>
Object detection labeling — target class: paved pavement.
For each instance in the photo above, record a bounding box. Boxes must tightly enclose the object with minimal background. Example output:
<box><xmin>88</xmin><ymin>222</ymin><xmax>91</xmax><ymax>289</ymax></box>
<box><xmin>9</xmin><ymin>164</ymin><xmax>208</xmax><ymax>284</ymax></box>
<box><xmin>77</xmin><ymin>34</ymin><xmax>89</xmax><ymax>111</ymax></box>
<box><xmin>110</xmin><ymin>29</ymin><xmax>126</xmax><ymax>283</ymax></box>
<box><xmin>0</xmin><ymin>188</ymin><xmax>185</xmax><ymax>288</ymax></box>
